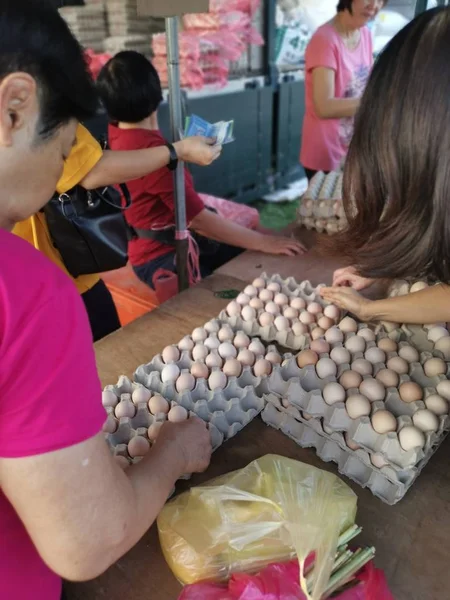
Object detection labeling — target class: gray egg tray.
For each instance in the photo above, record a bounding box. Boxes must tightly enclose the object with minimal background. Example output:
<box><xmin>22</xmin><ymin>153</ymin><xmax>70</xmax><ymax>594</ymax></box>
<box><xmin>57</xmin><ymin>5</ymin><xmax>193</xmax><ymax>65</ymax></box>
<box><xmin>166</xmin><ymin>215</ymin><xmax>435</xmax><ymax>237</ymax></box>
<box><xmin>266</xmin><ymin>342</ymin><xmax>450</xmax><ymax>469</ymax></box>
<box><xmin>296</xmin><ymin>171</ymin><xmax>347</xmax><ymax>234</ymax></box>
<box><xmin>261</xmin><ymin>400</ymin><xmax>448</xmax><ymax>505</ymax></box>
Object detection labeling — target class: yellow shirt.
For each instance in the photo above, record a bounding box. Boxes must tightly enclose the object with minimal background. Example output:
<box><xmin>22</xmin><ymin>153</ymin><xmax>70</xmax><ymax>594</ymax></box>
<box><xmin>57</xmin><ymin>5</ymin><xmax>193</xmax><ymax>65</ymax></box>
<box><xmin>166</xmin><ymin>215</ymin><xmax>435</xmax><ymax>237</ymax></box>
<box><xmin>13</xmin><ymin>124</ymin><xmax>103</xmax><ymax>294</ymax></box>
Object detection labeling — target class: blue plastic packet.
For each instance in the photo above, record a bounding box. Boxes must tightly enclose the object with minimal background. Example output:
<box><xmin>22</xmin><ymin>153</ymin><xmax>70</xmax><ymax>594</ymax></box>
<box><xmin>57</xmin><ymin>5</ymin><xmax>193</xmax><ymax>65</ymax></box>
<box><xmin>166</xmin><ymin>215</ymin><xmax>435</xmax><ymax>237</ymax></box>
<box><xmin>184</xmin><ymin>114</ymin><xmax>234</xmax><ymax>145</ymax></box>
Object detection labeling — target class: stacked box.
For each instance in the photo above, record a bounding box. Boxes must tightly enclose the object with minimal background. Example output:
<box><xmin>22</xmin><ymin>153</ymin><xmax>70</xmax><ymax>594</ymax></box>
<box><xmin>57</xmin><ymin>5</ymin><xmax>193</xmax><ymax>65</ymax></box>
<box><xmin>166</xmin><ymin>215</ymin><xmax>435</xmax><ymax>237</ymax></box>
<box><xmin>59</xmin><ymin>5</ymin><xmax>107</xmax><ymax>53</ymax></box>
<box><xmin>297</xmin><ymin>170</ymin><xmax>346</xmax><ymax>235</ymax></box>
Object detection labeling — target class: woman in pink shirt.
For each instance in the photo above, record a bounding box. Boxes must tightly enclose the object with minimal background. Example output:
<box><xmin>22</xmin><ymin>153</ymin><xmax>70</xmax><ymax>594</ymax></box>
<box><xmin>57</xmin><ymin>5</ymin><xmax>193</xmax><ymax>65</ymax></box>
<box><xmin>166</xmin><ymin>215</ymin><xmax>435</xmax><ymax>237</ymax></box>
<box><xmin>0</xmin><ymin>3</ymin><xmax>211</xmax><ymax>600</ymax></box>
<box><xmin>300</xmin><ymin>0</ymin><xmax>386</xmax><ymax>180</ymax></box>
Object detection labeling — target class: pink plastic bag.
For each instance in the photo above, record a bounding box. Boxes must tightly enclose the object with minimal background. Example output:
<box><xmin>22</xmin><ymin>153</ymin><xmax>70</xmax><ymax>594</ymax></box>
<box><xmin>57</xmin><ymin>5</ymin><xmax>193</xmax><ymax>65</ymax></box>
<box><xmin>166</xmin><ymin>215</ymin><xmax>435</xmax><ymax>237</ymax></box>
<box><xmin>200</xmin><ymin>194</ymin><xmax>260</xmax><ymax>230</ymax></box>
<box><xmin>84</xmin><ymin>49</ymin><xmax>112</xmax><ymax>80</ymax></box>
<box><xmin>178</xmin><ymin>560</ymin><xmax>393</xmax><ymax>600</ymax></box>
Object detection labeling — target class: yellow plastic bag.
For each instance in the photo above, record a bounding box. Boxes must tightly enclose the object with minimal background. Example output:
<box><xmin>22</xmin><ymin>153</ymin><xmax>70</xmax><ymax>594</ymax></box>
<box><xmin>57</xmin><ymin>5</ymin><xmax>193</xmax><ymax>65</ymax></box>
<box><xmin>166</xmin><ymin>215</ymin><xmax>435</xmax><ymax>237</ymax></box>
<box><xmin>157</xmin><ymin>455</ymin><xmax>357</xmax><ymax>600</ymax></box>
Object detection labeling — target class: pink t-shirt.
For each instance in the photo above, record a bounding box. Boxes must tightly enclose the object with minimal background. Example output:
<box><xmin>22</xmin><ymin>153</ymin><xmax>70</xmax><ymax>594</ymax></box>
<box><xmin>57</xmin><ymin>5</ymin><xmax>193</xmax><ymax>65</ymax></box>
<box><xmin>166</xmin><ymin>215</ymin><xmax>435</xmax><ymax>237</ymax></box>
<box><xmin>300</xmin><ymin>22</ymin><xmax>373</xmax><ymax>172</ymax></box>
<box><xmin>0</xmin><ymin>229</ymin><xmax>106</xmax><ymax>600</ymax></box>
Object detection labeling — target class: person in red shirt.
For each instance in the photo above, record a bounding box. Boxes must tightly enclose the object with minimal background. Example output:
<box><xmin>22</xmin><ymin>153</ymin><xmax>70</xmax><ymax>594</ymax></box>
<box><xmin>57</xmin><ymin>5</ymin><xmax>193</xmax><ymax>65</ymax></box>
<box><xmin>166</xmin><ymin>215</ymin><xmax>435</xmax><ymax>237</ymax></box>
<box><xmin>96</xmin><ymin>52</ymin><xmax>306</xmax><ymax>288</ymax></box>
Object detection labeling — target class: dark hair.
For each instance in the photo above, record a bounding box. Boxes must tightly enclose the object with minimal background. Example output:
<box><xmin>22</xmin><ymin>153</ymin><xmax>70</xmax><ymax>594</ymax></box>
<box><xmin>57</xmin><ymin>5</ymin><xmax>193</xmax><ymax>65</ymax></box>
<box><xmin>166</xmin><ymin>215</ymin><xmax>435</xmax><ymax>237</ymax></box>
<box><xmin>0</xmin><ymin>0</ymin><xmax>98</xmax><ymax>138</ymax></box>
<box><xmin>96</xmin><ymin>51</ymin><xmax>163</xmax><ymax>123</ymax></box>
<box><xmin>326</xmin><ymin>7</ymin><xmax>450</xmax><ymax>283</ymax></box>
<box><xmin>337</xmin><ymin>0</ymin><xmax>353</xmax><ymax>13</ymax></box>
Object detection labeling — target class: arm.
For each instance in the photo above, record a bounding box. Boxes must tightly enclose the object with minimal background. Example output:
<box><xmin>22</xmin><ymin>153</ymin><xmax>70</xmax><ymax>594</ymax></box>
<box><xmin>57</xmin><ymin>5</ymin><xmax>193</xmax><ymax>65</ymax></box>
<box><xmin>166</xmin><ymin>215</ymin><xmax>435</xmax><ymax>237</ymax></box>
<box><xmin>190</xmin><ymin>208</ymin><xmax>306</xmax><ymax>256</ymax></box>
<box><xmin>320</xmin><ymin>284</ymin><xmax>450</xmax><ymax>324</ymax></box>
<box><xmin>312</xmin><ymin>68</ymin><xmax>360</xmax><ymax>119</ymax></box>
<box><xmin>80</xmin><ymin>137</ymin><xmax>221</xmax><ymax>190</ymax></box>
<box><xmin>0</xmin><ymin>419</ymin><xmax>210</xmax><ymax>582</ymax></box>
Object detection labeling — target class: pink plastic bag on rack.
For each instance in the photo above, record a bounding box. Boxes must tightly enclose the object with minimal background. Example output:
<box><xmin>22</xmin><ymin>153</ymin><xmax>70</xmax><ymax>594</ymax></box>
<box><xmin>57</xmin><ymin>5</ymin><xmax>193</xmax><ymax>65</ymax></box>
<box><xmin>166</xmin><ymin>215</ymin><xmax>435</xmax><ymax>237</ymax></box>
<box><xmin>210</xmin><ymin>0</ymin><xmax>261</xmax><ymax>16</ymax></box>
<box><xmin>178</xmin><ymin>560</ymin><xmax>394</xmax><ymax>600</ymax></box>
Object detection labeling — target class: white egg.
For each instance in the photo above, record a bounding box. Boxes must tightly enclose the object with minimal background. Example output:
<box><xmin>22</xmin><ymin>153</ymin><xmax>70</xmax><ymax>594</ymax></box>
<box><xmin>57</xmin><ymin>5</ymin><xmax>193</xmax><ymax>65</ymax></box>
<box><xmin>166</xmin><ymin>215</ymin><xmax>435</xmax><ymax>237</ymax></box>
<box><xmin>114</xmin><ymin>400</ymin><xmax>136</xmax><ymax>419</ymax></box>
<box><xmin>274</xmin><ymin>315</ymin><xmax>290</xmax><ymax>331</ymax></box>
<box><xmin>248</xmin><ymin>339</ymin><xmax>266</xmax><ymax>356</ymax></box>
<box><xmin>168</xmin><ymin>405</ymin><xmax>188</xmax><ymax>423</ymax></box>
<box><xmin>398</xmin><ymin>345</ymin><xmax>420</xmax><ymax>363</ymax></box>
<box><xmin>371</xmin><ymin>410</ymin><xmax>397</xmax><ymax>434</ymax></box>
<box><xmin>424</xmin><ymin>358</ymin><xmax>447</xmax><ymax>377</ymax></box>
<box><xmin>259</xmin><ymin>289</ymin><xmax>274</xmax><ymax>302</ymax></box>
<box><xmin>412</xmin><ymin>409</ymin><xmax>439</xmax><ymax>433</ymax></box>
<box><xmin>290</xmin><ymin>297</ymin><xmax>306</xmax><ymax>311</ymax></box>
<box><xmin>178</xmin><ymin>336</ymin><xmax>194</xmax><ymax>352</ymax></box>
<box><xmin>244</xmin><ymin>285</ymin><xmax>258</xmax><ymax>298</ymax></box>
<box><xmin>204</xmin><ymin>335</ymin><xmax>220</xmax><ymax>351</ymax></box>
<box><xmin>325</xmin><ymin>327</ymin><xmax>344</xmax><ymax>344</ymax></box>
<box><xmin>252</xmin><ymin>277</ymin><xmax>266</xmax><ymax>289</ymax></box>
<box><xmin>370</xmin><ymin>453</ymin><xmax>389</xmax><ymax>469</ymax></box>
<box><xmin>357</xmin><ymin>328</ymin><xmax>376</xmax><ymax>342</ymax></box>
<box><xmin>425</xmin><ymin>394</ymin><xmax>449</xmax><ymax>415</ymax></box>
<box><xmin>377</xmin><ymin>338</ymin><xmax>398</xmax><ymax>353</ymax></box>
<box><xmin>190</xmin><ymin>361</ymin><xmax>209</xmax><ymax>380</ymax></box>
<box><xmin>436</xmin><ymin>380</ymin><xmax>450</xmax><ymax>400</ymax></box>
<box><xmin>218</xmin><ymin>342</ymin><xmax>238</xmax><ymax>359</ymax></box>
<box><xmin>192</xmin><ymin>344</ymin><xmax>209</xmax><ymax>361</ymax></box>
<box><xmin>351</xmin><ymin>359</ymin><xmax>373</xmax><ymax>376</ymax></box>
<box><xmin>266</xmin><ymin>351</ymin><xmax>282</xmax><ymax>365</ymax></box>
<box><xmin>176</xmin><ymin>373</ymin><xmax>196</xmax><ymax>393</ymax></box>
<box><xmin>223</xmin><ymin>358</ymin><xmax>242</xmax><ymax>378</ymax></box>
<box><xmin>345</xmin><ymin>335</ymin><xmax>366</xmax><ymax>354</ymax></box>
<box><xmin>128</xmin><ymin>436</ymin><xmax>150</xmax><ymax>458</ymax></box>
<box><xmin>161</xmin><ymin>363</ymin><xmax>181</xmax><ymax>383</ymax></box>
<box><xmin>226</xmin><ymin>300</ymin><xmax>241</xmax><ymax>317</ymax></box>
<box><xmin>192</xmin><ymin>327</ymin><xmax>208</xmax><ymax>343</ymax></box>
<box><xmin>131</xmin><ymin>387</ymin><xmax>152</xmax><ymax>405</ymax></box>
<box><xmin>267</xmin><ymin>282</ymin><xmax>281</xmax><ymax>293</ymax></box>
<box><xmin>208</xmin><ymin>370</ymin><xmax>228</xmax><ymax>391</ymax></box>
<box><xmin>236</xmin><ymin>292</ymin><xmax>251</xmax><ymax>306</ymax></box>
<box><xmin>316</xmin><ymin>357</ymin><xmax>337</xmax><ymax>379</ymax></box>
<box><xmin>330</xmin><ymin>347</ymin><xmax>351</xmax><ymax>365</ymax></box>
<box><xmin>162</xmin><ymin>345</ymin><xmax>181</xmax><ymax>364</ymax></box>
<box><xmin>259</xmin><ymin>312</ymin><xmax>275</xmax><ymax>327</ymax></box>
<box><xmin>398</xmin><ymin>426</ymin><xmax>425</xmax><ymax>451</ymax></box>
<box><xmin>274</xmin><ymin>293</ymin><xmax>289</xmax><ymax>306</ymax></box>
<box><xmin>323</xmin><ymin>382</ymin><xmax>346</xmax><ymax>405</ymax></box>
<box><xmin>103</xmin><ymin>414</ymin><xmax>118</xmax><ymax>434</ymax></box>
<box><xmin>237</xmin><ymin>349</ymin><xmax>256</xmax><ymax>366</ymax></box>
<box><xmin>346</xmin><ymin>394</ymin><xmax>371</xmax><ymax>419</ymax></box>
<box><xmin>338</xmin><ymin>317</ymin><xmax>358</xmax><ymax>333</ymax></box>
<box><xmin>283</xmin><ymin>306</ymin><xmax>299</xmax><ymax>320</ymax></box>
<box><xmin>234</xmin><ymin>332</ymin><xmax>251</xmax><ymax>349</ymax></box>
<box><xmin>204</xmin><ymin>319</ymin><xmax>220</xmax><ymax>333</ymax></box>
<box><xmin>102</xmin><ymin>390</ymin><xmax>118</xmax><ymax>408</ymax></box>
<box><xmin>359</xmin><ymin>378</ymin><xmax>385</xmax><ymax>402</ymax></box>
<box><xmin>434</xmin><ymin>336</ymin><xmax>450</xmax><ymax>359</ymax></box>
<box><xmin>292</xmin><ymin>321</ymin><xmax>308</xmax><ymax>336</ymax></box>
<box><xmin>323</xmin><ymin>304</ymin><xmax>340</xmax><ymax>320</ymax></box>
<box><xmin>310</xmin><ymin>327</ymin><xmax>326</xmax><ymax>341</ymax></box>
<box><xmin>427</xmin><ymin>326</ymin><xmax>449</xmax><ymax>343</ymax></box>
<box><xmin>375</xmin><ymin>368</ymin><xmax>399</xmax><ymax>388</ymax></box>
<box><xmin>148</xmin><ymin>394</ymin><xmax>170</xmax><ymax>414</ymax></box>
<box><xmin>205</xmin><ymin>351</ymin><xmax>223</xmax><ymax>369</ymax></box>
<box><xmin>317</xmin><ymin>316</ymin><xmax>335</xmax><ymax>330</ymax></box>
<box><xmin>410</xmin><ymin>281</ymin><xmax>428</xmax><ymax>293</ymax></box>
<box><xmin>386</xmin><ymin>356</ymin><xmax>409</xmax><ymax>375</ymax></box>
<box><xmin>310</xmin><ymin>339</ymin><xmax>330</xmax><ymax>354</ymax></box>
<box><xmin>249</xmin><ymin>297</ymin><xmax>264</xmax><ymax>310</ymax></box>
<box><xmin>265</xmin><ymin>302</ymin><xmax>280</xmax><ymax>316</ymax></box>
<box><xmin>218</xmin><ymin>325</ymin><xmax>234</xmax><ymax>342</ymax></box>
<box><xmin>364</xmin><ymin>347</ymin><xmax>386</xmax><ymax>365</ymax></box>
<box><xmin>299</xmin><ymin>311</ymin><xmax>316</xmax><ymax>325</ymax></box>
<box><xmin>253</xmin><ymin>358</ymin><xmax>273</xmax><ymax>378</ymax></box>
<box><xmin>241</xmin><ymin>305</ymin><xmax>256</xmax><ymax>322</ymax></box>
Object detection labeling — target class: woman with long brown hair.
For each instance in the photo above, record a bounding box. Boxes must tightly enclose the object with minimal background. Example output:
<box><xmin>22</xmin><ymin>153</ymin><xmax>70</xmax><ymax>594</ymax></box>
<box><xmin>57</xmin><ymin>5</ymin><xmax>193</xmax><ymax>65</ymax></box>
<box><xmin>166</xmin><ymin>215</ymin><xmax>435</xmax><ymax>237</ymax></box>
<box><xmin>320</xmin><ymin>6</ymin><xmax>450</xmax><ymax>324</ymax></box>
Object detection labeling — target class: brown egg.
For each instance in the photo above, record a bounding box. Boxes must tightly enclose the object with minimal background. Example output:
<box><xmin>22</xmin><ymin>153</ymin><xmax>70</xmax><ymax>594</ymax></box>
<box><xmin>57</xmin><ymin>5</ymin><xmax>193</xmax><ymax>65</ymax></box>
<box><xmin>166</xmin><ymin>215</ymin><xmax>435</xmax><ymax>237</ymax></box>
<box><xmin>371</xmin><ymin>410</ymin><xmax>397</xmax><ymax>434</ymax></box>
<box><xmin>147</xmin><ymin>421</ymin><xmax>164</xmax><ymax>441</ymax></box>
<box><xmin>223</xmin><ymin>358</ymin><xmax>243</xmax><ymax>378</ymax></box>
<box><xmin>253</xmin><ymin>358</ymin><xmax>273</xmax><ymax>378</ymax></box>
<box><xmin>259</xmin><ymin>289</ymin><xmax>274</xmax><ymax>303</ymax></box>
<box><xmin>234</xmin><ymin>332</ymin><xmax>251</xmax><ymax>349</ymax></box>
<box><xmin>190</xmin><ymin>361</ymin><xmax>209</xmax><ymax>380</ymax></box>
<box><xmin>375</xmin><ymin>368</ymin><xmax>399</xmax><ymax>388</ymax></box>
<box><xmin>283</xmin><ymin>306</ymin><xmax>299</xmax><ymax>320</ymax></box>
<box><xmin>317</xmin><ymin>316</ymin><xmax>335</xmax><ymax>330</ymax></box>
<box><xmin>292</xmin><ymin>321</ymin><xmax>308</xmax><ymax>336</ymax></box>
<box><xmin>168</xmin><ymin>405</ymin><xmax>188</xmax><ymax>422</ymax></box>
<box><xmin>424</xmin><ymin>358</ymin><xmax>447</xmax><ymax>378</ymax></box>
<box><xmin>148</xmin><ymin>395</ymin><xmax>170</xmax><ymax>415</ymax></box>
<box><xmin>259</xmin><ymin>312</ymin><xmax>275</xmax><ymax>327</ymax></box>
<box><xmin>237</xmin><ymin>349</ymin><xmax>256</xmax><ymax>367</ymax></box>
<box><xmin>399</xmin><ymin>382</ymin><xmax>423</xmax><ymax>403</ymax></box>
<box><xmin>218</xmin><ymin>325</ymin><xmax>234</xmax><ymax>342</ymax></box>
<box><xmin>338</xmin><ymin>317</ymin><xmax>358</xmax><ymax>333</ymax></box>
<box><xmin>252</xmin><ymin>277</ymin><xmax>266</xmax><ymax>289</ymax></box>
<box><xmin>387</xmin><ymin>357</ymin><xmax>409</xmax><ymax>375</ymax></box>
<box><xmin>307</xmin><ymin>302</ymin><xmax>323</xmax><ymax>315</ymax></box>
<box><xmin>274</xmin><ymin>293</ymin><xmax>289</xmax><ymax>306</ymax></box>
<box><xmin>249</xmin><ymin>297</ymin><xmax>264</xmax><ymax>311</ymax></box>
<box><xmin>290</xmin><ymin>297</ymin><xmax>306</xmax><ymax>311</ymax></box>
<box><xmin>345</xmin><ymin>433</ymin><xmax>361</xmax><ymax>451</ymax></box>
<box><xmin>296</xmin><ymin>350</ymin><xmax>319</xmax><ymax>368</ymax></box>
<box><xmin>398</xmin><ymin>346</ymin><xmax>420</xmax><ymax>364</ymax></box>
<box><xmin>339</xmin><ymin>370</ymin><xmax>363</xmax><ymax>390</ymax></box>
<box><xmin>128</xmin><ymin>436</ymin><xmax>150</xmax><ymax>458</ymax></box>
<box><xmin>267</xmin><ymin>281</ymin><xmax>281</xmax><ymax>293</ymax></box>
<box><xmin>300</xmin><ymin>311</ymin><xmax>316</xmax><ymax>325</ymax></box>
<box><xmin>310</xmin><ymin>339</ymin><xmax>331</xmax><ymax>354</ymax></box>
<box><xmin>377</xmin><ymin>338</ymin><xmax>398</xmax><ymax>353</ymax></box>
<box><xmin>311</xmin><ymin>327</ymin><xmax>326</xmax><ymax>340</ymax></box>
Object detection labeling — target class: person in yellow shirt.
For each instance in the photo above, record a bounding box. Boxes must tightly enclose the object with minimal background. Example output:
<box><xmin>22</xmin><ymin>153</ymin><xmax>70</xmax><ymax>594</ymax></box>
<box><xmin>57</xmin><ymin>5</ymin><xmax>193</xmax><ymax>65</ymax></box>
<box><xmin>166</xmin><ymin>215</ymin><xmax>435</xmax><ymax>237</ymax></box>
<box><xmin>13</xmin><ymin>124</ymin><xmax>220</xmax><ymax>341</ymax></box>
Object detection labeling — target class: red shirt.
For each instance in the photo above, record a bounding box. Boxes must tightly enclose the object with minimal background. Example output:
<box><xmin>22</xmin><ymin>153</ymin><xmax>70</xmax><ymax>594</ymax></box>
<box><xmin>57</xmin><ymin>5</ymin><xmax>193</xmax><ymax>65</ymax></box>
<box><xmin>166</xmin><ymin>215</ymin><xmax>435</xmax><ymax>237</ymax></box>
<box><xmin>108</xmin><ymin>125</ymin><xmax>205</xmax><ymax>266</ymax></box>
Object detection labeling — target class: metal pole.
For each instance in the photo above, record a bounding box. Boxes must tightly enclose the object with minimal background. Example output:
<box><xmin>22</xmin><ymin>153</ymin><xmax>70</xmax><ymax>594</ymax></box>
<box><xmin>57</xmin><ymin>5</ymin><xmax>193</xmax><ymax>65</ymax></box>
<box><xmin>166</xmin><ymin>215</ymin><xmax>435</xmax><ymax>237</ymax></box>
<box><xmin>166</xmin><ymin>16</ymin><xmax>189</xmax><ymax>292</ymax></box>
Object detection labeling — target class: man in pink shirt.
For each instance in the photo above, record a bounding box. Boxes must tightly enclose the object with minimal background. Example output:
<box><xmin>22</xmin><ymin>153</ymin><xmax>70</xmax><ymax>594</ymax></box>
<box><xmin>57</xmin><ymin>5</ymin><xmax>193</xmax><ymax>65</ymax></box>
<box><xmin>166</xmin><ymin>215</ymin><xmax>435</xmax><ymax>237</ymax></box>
<box><xmin>0</xmin><ymin>3</ymin><xmax>212</xmax><ymax>599</ymax></box>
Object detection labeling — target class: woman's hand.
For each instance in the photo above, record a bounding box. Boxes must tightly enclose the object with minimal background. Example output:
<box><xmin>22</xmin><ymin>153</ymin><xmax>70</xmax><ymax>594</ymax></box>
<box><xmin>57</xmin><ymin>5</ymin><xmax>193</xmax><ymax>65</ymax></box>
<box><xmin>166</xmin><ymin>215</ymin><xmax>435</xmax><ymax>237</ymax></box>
<box><xmin>175</xmin><ymin>136</ymin><xmax>222</xmax><ymax>166</ymax></box>
<box><xmin>320</xmin><ymin>286</ymin><xmax>372</xmax><ymax>321</ymax></box>
<box><xmin>333</xmin><ymin>266</ymin><xmax>374</xmax><ymax>290</ymax></box>
<box><xmin>262</xmin><ymin>235</ymin><xmax>307</xmax><ymax>256</ymax></box>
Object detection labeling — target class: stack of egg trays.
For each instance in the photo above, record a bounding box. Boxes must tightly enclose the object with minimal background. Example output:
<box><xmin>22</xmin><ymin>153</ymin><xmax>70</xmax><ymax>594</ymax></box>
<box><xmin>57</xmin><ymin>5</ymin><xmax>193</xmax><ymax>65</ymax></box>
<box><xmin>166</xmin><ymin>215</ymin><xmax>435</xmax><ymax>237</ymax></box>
<box><xmin>133</xmin><ymin>351</ymin><xmax>267</xmax><ymax>443</ymax></box>
<box><xmin>219</xmin><ymin>273</ymin><xmax>332</xmax><ymax>351</ymax></box>
<box><xmin>296</xmin><ymin>171</ymin><xmax>347</xmax><ymax>234</ymax></box>
<box><xmin>261</xmin><ymin>345</ymin><xmax>450</xmax><ymax>504</ymax></box>
<box><xmin>375</xmin><ymin>320</ymin><xmax>449</xmax><ymax>357</ymax></box>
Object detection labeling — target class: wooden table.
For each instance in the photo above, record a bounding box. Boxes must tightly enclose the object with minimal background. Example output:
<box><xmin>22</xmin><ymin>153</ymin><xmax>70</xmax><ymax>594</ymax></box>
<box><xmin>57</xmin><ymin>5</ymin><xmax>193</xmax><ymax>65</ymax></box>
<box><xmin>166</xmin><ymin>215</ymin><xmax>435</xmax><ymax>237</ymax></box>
<box><xmin>66</xmin><ymin>248</ymin><xmax>450</xmax><ymax>600</ymax></box>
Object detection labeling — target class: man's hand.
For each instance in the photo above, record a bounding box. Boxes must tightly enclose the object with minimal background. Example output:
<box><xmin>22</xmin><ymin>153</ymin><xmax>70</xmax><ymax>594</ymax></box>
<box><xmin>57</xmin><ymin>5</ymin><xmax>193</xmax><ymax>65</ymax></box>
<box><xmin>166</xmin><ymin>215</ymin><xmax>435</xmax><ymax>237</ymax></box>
<box><xmin>174</xmin><ymin>136</ymin><xmax>222</xmax><ymax>166</ymax></box>
<box><xmin>333</xmin><ymin>266</ymin><xmax>374</xmax><ymax>290</ymax></box>
<box><xmin>320</xmin><ymin>286</ymin><xmax>372</xmax><ymax>321</ymax></box>
<box><xmin>156</xmin><ymin>418</ymin><xmax>212</xmax><ymax>475</ymax></box>
<box><xmin>261</xmin><ymin>235</ymin><xmax>307</xmax><ymax>257</ymax></box>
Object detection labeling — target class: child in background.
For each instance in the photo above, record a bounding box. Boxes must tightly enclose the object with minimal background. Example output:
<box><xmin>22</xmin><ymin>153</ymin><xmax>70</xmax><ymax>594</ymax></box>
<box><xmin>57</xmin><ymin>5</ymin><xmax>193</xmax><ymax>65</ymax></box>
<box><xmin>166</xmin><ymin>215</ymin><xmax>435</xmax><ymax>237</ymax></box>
<box><xmin>97</xmin><ymin>51</ymin><xmax>306</xmax><ymax>289</ymax></box>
